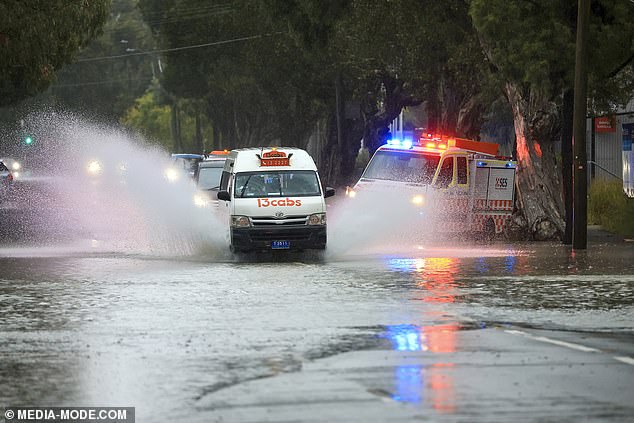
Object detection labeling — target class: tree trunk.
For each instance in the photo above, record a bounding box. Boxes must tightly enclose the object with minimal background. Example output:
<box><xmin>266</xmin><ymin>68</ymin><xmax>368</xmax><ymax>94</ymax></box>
<box><xmin>194</xmin><ymin>109</ymin><xmax>203</xmax><ymax>154</ymax></box>
<box><xmin>505</xmin><ymin>83</ymin><xmax>564</xmax><ymax>240</ymax></box>
<box><xmin>170</xmin><ymin>102</ymin><xmax>182</xmax><ymax>153</ymax></box>
<box><xmin>561</xmin><ymin>88</ymin><xmax>574</xmax><ymax>244</ymax></box>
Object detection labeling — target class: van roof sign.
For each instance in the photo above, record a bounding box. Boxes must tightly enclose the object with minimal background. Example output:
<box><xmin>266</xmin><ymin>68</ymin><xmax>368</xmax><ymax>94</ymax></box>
<box><xmin>257</xmin><ymin>150</ymin><xmax>292</xmax><ymax>167</ymax></box>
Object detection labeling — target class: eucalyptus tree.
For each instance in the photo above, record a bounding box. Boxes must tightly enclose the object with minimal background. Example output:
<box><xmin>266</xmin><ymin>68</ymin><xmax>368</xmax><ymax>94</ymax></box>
<box><xmin>471</xmin><ymin>0</ymin><xmax>634</xmax><ymax>240</ymax></box>
<box><xmin>0</xmin><ymin>0</ymin><xmax>110</xmax><ymax>107</ymax></box>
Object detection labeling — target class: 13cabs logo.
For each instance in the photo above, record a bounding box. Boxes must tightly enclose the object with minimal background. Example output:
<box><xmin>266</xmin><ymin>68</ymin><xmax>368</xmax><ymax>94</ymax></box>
<box><xmin>257</xmin><ymin>198</ymin><xmax>303</xmax><ymax>207</ymax></box>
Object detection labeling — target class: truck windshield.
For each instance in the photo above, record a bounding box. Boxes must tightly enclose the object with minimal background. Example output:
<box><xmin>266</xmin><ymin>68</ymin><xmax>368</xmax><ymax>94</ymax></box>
<box><xmin>362</xmin><ymin>150</ymin><xmax>441</xmax><ymax>184</ymax></box>
<box><xmin>234</xmin><ymin>170</ymin><xmax>321</xmax><ymax>198</ymax></box>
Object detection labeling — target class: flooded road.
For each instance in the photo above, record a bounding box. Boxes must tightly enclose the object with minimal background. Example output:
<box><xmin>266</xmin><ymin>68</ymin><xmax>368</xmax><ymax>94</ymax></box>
<box><xmin>1</xmin><ymin>242</ymin><xmax>633</xmax><ymax>421</ymax></box>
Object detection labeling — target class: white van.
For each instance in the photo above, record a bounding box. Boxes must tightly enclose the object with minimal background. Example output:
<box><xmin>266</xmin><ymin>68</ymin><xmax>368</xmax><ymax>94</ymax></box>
<box><xmin>216</xmin><ymin>147</ymin><xmax>335</xmax><ymax>252</ymax></box>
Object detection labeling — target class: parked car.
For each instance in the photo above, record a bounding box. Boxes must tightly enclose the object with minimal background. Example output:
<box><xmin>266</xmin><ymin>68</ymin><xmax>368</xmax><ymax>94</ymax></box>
<box><xmin>0</xmin><ymin>160</ymin><xmax>14</xmax><ymax>184</ymax></box>
<box><xmin>0</xmin><ymin>158</ymin><xmax>22</xmax><ymax>179</ymax></box>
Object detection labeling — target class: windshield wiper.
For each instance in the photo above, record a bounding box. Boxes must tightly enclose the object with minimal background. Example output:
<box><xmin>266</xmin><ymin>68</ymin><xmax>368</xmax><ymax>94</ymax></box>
<box><xmin>239</xmin><ymin>175</ymin><xmax>252</xmax><ymax>198</ymax></box>
<box><xmin>205</xmin><ymin>185</ymin><xmax>220</xmax><ymax>191</ymax></box>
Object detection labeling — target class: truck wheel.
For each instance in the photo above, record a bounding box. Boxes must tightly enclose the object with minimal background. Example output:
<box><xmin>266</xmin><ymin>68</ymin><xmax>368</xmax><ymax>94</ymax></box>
<box><xmin>484</xmin><ymin>218</ymin><xmax>496</xmax><ymax>242</ymax></box>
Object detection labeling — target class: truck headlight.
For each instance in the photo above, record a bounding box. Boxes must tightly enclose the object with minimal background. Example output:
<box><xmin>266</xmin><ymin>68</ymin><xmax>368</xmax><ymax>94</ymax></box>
<box><xmin>231</xmin><ymin>215</ymin><xmax>251</xmax><ymax>228</ymax></box>
<box><xmin>308</xmin><ymin>213</ymin><xmax>326</xmax><ymax>225</ymax></box>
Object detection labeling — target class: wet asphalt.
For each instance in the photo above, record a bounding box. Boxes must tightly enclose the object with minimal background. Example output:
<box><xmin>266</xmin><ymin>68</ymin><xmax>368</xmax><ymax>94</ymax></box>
<box><xmin>1</xmin><ymin>239</ymin><xmax>633</xmax><ymax>422</ymax></box>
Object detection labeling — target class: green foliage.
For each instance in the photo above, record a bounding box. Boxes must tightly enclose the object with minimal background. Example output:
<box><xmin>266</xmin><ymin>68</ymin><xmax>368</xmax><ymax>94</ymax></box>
<box><xmin>0</xmin><ymin>0</ymin><xmax>111</xmax><ymax>107</ymax></box>
<box><xmin>121</xmin><ymin>82</ymin><xmax>171</xmax><ymax>148</ymax></box>
<box><xmin>588</xmin><ymin>180</ymin><xmax>634</xmax><ymax>237</ymax></box>
<box><xmin>49</xmin><ymin>0</ymin><xmax>156</xmax><ymax>119</ymax></box>
<box><xmin>470</xmin><ymin>0</ymin><xmax>634</xmax><ymax>110</ymax></box>
<box><xmin>139</xmin><ymin>0</ymin><xmax>332</xmax><ymax>147</ymax></box>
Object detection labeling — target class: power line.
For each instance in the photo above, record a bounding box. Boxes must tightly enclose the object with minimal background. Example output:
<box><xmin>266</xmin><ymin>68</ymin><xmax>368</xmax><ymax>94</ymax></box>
<box><xmin>51</xmin><ymin>77</ymin><xmax>151</xmax><ymax>88</ymax></box>
<box><xmin>76</xmin><ymin>32</ymin><xmax>284</xmax><ymax>63</ymax></box>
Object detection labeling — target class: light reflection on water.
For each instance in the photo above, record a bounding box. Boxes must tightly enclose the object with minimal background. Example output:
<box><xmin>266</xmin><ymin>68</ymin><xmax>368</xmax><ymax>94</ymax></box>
<box><xmin>380</xmin><ymin>243</ymin><xmax>634</xmax><ymax>413</ymax></box>
<box><xmin>384</xmin><ymin>255</ymin><xmax>459</xmax><ymax>412</ymax></box>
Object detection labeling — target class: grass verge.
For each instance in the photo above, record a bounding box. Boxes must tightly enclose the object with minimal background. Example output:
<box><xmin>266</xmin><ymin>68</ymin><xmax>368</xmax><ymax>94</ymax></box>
<box><xmin>588</xmin><ymin>179</ymin><xmax>634</xmax><ymax>238</ymax></box>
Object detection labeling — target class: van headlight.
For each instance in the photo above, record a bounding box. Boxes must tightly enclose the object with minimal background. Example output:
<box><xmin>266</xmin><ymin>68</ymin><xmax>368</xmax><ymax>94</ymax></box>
<box><xmin>345</xmin><ymin>186</ymin><xmax>356</xmax><ymax>198</ymax></box>
<box><xmin>308</xmin><ymin>213</ymin><xmax>326</xmax><ymax>225</ymax></box>
<box><xmin>231</xmin><ymin>215</ymin><xmax>251</xmax><ymax>228</ymax></box>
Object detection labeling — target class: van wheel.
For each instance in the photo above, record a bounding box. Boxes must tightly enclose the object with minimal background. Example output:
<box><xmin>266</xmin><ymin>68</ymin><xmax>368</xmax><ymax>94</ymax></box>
<box><xmin>484</xmin><ymin>218</ymin><xmax>496</xmax><ymax>242</ymax></box>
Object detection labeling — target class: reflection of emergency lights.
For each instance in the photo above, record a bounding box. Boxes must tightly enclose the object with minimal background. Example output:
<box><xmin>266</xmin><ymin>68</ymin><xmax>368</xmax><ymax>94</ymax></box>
<box><xmin>256</xmin><ymin>150</ymin><xmax>292</xmax><ymax>167</ymax></box>
<box><xmin>385</xmin><ymin>324</ymin><xmax>457</xmax><ymax>408</ymax></box>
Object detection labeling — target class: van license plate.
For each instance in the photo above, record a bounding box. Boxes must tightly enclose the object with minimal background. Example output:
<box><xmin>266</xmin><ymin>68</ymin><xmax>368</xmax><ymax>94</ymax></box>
<box><xmin>271</xmin><ymin>240</ymin><xmax>290</xmax><ymax>249</ymax></box>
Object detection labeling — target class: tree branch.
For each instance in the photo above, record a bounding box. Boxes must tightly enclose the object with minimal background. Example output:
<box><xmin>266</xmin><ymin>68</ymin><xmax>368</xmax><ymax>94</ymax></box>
<box><xmin>607</xmin><ymin>51</ymin><xmax>634</xmax><ymax>78</ymax></box>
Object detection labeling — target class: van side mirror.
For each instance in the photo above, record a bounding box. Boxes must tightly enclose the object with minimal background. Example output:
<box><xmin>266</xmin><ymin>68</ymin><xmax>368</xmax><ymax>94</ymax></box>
<box><xmin>324</xmin><ymin>187</ymin><xmax>335</xmax><ymax>198</ymax></box>
<box><xmin>217</xmin><ymin>190</ymin><xmax>231</xmax><ymax>201</ymax></box>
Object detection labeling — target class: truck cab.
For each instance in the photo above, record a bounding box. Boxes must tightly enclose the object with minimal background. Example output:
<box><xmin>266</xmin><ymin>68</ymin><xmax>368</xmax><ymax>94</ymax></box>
<box><xmin>348</xmin><ymin>135</ymin><xmax>517</xmax><ymax>238</ymax></box>
<box><xmin>216</xmin><ymin>148</ymin><xmax>335</xmax><ymax>252</ymax></box>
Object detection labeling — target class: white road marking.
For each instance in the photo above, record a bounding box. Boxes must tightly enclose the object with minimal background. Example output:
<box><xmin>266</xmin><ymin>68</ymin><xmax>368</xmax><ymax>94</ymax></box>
<box><xmin>613</xmin><ymin>356</ymin><xmax>634</xmax><ymax>366</ymax></box>
<box><xmin>505</xmin><ymin>330</ymin><xmax>634</xmax><ymax>365</ymax></box>
<box><xmin>504</xmin><ymin>330</ymin><xmax>600</xmax><ymax>353</ymax></box>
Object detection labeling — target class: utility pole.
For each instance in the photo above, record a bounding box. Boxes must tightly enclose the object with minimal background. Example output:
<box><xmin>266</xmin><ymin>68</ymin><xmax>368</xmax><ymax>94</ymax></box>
<box><xmin>572</xmin><ymin>0</ymin><xmax>590</xmax><ymax>250</ymax></box>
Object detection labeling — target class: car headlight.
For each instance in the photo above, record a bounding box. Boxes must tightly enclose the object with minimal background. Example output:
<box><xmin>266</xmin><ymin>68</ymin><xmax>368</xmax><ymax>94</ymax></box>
<box><xmin>308</xmin><ymin>213</ymin><xmax>326</xmax><ymax>225</ymax></box>
<box><xmin>164</xmin><ymin>167</ymin><xmax>179</xmax><ymax>182</ymax></box>
<box><xmin>231</xmin><ymin>215</ymin><xmax>251</xmax><ymax>228</ymax></box>
<box><xmin>411</xmin><ymin>195</ymin><xmax>426</xmax><ymax>206</ymax></box>
<box><xmin>194</xmin><ymin>194</ymin><xmax>209</xmax><ymax>208</ymax></box>
<box><xmin>87</xmin><ymin>160</ymin><xmax>102</xmax><ymax>175</ymax></box>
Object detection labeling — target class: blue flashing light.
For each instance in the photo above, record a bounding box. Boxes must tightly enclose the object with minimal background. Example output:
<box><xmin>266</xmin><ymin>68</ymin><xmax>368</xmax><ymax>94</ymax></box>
<box><xmin>505</xmin><ymin>162</ymin><xmax>514</xmax><ymax>168</ymax></box>
<box><xmin>477</xmin><ymin>161</ymin><xmax>486</xmax><ymax>167</ymax></box>
<box><xmin>385</xmin><ymin>138</ymin><xmax>414</xmax><ymax>149</ymax></box>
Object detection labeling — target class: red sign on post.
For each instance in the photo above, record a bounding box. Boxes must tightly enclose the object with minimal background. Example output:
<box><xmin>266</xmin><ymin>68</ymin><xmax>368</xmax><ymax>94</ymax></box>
<box><xmin>595</xmin><ymin>116</ymin><xmax>616</xmax><ymax>133</ymax></box>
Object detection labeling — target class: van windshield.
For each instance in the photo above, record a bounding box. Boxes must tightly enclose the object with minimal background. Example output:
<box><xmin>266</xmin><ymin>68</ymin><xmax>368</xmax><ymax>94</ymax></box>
<box><xmin>234</xmin><ymin>170</ymin><xmax>321</xmax><ymax>198</ymax></box>
<box><xmin>197</xmin><ymin>166</ymin><xmax>223</xmax><ymax>190</ymax></box>
<box><xmin>362</xmin><ymin>150</ymin><xmax>441</xmax><ymax>184</ymax></box>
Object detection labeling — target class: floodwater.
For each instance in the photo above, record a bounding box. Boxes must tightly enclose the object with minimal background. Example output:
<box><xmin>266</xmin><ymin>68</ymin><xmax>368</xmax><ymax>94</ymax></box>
<box><xmin>1</xmin><ymin>242</ymin><xmax>633</xmax><ymax>421</ymax></box>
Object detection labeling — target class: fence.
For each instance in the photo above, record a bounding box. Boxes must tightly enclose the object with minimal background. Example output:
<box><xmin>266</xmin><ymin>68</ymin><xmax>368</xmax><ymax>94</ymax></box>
<box><xmin>587</xmin><ymin>101</ymin><xmax>634</xmax><ymax>197</ymax></box>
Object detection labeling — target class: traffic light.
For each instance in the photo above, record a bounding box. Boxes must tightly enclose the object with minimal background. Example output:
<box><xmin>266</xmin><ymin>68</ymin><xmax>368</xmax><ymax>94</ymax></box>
<box><xmin>24</xmin><ymin>136</ymin><xmax>33</xmax><ymax>145</ymax></box>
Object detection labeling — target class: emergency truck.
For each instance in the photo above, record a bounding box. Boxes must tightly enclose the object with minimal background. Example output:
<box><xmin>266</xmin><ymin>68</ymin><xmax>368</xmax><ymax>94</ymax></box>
<box><xmin>216</xmin><ymin>147</ymin><xmax>335</xmax><ymax>252</ymax></box>
<box><xmin>346</xmin><ymin>134</ymin><xmax>517</xmax><ymax>239</ymax></box>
